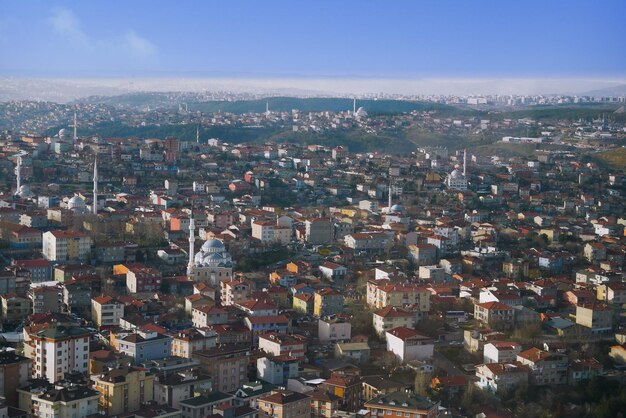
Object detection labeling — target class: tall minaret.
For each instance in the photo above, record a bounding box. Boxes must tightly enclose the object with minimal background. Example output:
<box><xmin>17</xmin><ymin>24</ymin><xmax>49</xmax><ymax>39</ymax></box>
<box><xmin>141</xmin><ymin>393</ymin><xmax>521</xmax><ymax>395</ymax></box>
<box><xmin>388</xmin><ymin>181</ymin><xmax>393</xmax><ymax>211</ymax></box>
<box><xmin>71</xmin><ymin>112</ymin><xmax>78</xmax><ymax>144</ymax></box>
<box><xmin>353</xmin><ymin>98</ymin><xmax>356</xmax><ymax>116</ymax></box>
<box><xmin>463</xmin><ymin>149</ymin><xmax>467</xmax><ymax>177</ymax></box>
<box><xmin>92</xmin><ymin>157</ymin><xmax>98</xmax><ymax>215</ymax></box>
<box><xmin>196</xmin><ymin>125</ymin><xmax>200</xmax><ymax>144</ymax></box>
<box><xmin>265</xmin><ymin>101</ymin><xmax>270</xmax><ymax>118</ymax></box>
<box><xmin>187</xmin><ymin>213</ymin><xmax>196</xmax><ymax>276</ymax></box>
<box><xmin>14</xmin><ymin>154</ymin><xmax>22</xmax><ymax>194</ymax></box>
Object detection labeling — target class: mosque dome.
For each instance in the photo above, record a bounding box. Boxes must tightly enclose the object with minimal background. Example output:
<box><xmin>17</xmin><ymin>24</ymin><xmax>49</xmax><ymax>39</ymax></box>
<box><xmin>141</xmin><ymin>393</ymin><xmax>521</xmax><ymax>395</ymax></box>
<box><xmin>16</xmin><ymin>185</ymin><xmax>33</xmax><ymax>198</ymax></box>
<box><xmin>201</xmin><ymin>239</ymin><xmax>226</xmax><ymax>253</ymax></box>
<box><xmin>58</xmin><ymin>128</ymin><xmax>68</xmax><ymax>138</ymax></box>
<box><xmin>390</xmin><ymin>204</ymin><xmax>404</xmax><ymax>213</ymax></box>
<box><xmin>194</xmin><ymin>239</ymin><xmax>232</xmax><ymax>268</ymax></box>
<box><xmin>68</xmin><ymin>195</ymin><xmax>86</xmax><ymax>211</ymax></box>
<box><xmin>449</xmin><ymin>169</ymin><xmax>462</xmax><ymax>179</ymax></box>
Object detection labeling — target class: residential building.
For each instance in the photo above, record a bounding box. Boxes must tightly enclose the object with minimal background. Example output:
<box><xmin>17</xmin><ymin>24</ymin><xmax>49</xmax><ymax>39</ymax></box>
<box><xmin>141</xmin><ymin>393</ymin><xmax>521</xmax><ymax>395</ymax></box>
<box><xmin>126</xmin><ymin>265</ymin><xmax>162</xmax><ymax>294</ymax></box>
<box><xmin>334</xmin><ymin>342</ymin><xmax>370</xmax><ymax>364</ymax></box>
<box><xmin>385</xmin><ymin>327</ymin><xmax>434</xmax><ymax>363</ymax></box>
<box><xmin>42</xmin><ymin>230</ymin><xmax>92</xmax><ymax>262</ymax></box>
<box><xmin>28</xmin><ymin>284</ymin><xmax>61</xmax><ymax>314</ymax></box>
<box><xmin>91</xmin><ymin>295</ymin><xmax>124</xmax><ymax>329</ymax></box>
<box><xmin>366</xmin><ymin>282</ymin><xmax>430</xmax><ymax>313</ymax></box>
<box><xmin>221</xmin><ymin>279</ymin><xmax>253</xmax><ymax>306</ymax></box>
<box><xmin>309</xmin><ymin>388</ymin><xmax>340</xmax><ymax>418</ymax></box>
<box><xmin>483</xmin><ymin>342</ymin><xmax>522</xmax><ymax>364</ymax></box>
<box><xmin>568</xmin><ymin>358</ymin><xmax>603</xmax><ymax>385</ymax></box>
<box><xmin>192</xmin><ymin>344</ymin><xmax>250</xmax><ymax>392</ymax></box>
<box><xmin>361</xmin><ymin>376</ymin><xmax>407</xmax><ymax>403</ymax></box>
<box><xmin>475</xmin><ymin>363</ymin><xmax>529</xmax><ymax>394</ymax></box>
<box><xmin>408</xmin><ymin>244</ymin><xmax>438</xmax><ymax>266</ymax></box>
<box><xmin>305</xmin><ymin>218</ymin><xmax>333</xmax><ymax>245</ymax></box>
<box><xmin>233</xmin><ymin>381</ymin><xmax>276</xmax><ymax>408</ymax></box>
<box><xmin>257</xmin><ymin>355</ymin><xmax>299</xmax><ymax>385</ymax></box>
<box><xmin>313</xmin><ymin>288</ymin><xmax>343</xmax><ymax>317</ymax></box>
<box><xmin>91</xmin><ymin>366</ymin><xmax>155</xmax><ymax>416</ymax></box>
<box><xmin>292</xmin><ymin>293</ymin><xmax>314</xmax><ymax>314</ymax></box>
<box><xmin>192</xmin><ymin>306</ymin><xmax>228</xmax><ymax>328</ymax></box>
<box><xmin>373</xmin><ymin>306</ymin><xmax>415</xmax><ymax>337</ymax></box>
<box><xmin>321</xmin><ymin>375</ymin><xmax>362</xmax><ymax>412</ymax></box>
<box><xmin>0</xmin><ymin>349</ymin><xmax>31</xmax><ymax>407</ymax></box>
<box><xmin>258</xmin><ymin>390</ymin><xmax>310</xmax><ymax>418</ymax></box>
<box><xmin>474</xmin><ymin>301</ymin><xmax>514</xmax><ymax>329</ymax></box>
<box><xmin>31</xmin><ymin>325</ymin><xmax>92</xmax><ymax>382</ymax></box>
<box><xmin>516</xmin><ymin>347</ymin><xmax>568</xmax><ymax>385</ymax></box>
<box><xmin>179</xmin><ymin>392</ymin><xmax>236</xmax><ymax>418</ymax></box>
<box><xmin>244</xmin><ymin>315</ymin><xmax>290</xmax><ymax>344</ymax></box>
<box><xmin>154</xmin><ymin>370</ymin><xmax>212</xmax><ymax>409</ymax></box>
<box><xmin>171</xmin><ymin>328</ymin><xmax>217</xmax><ymax>358</ymax></box>
<box><xmin>318</xmin><ymin>317</ymin><xmax>351</xmax><ymax>343</ymax></box>
<box><xmin>32</xmin><ymin>385</ymin><xmax>100</xmax><ymax>418</ymax></box>
<box><xmin>115</xmin><ymin>330</ymin><xmax>173</xmax><ymax>363</ymax></box>
<box><xmin>258</xmin><ymin>333</ymin><xmax>306</xmax><ymax>359</ymax></box>
<box><xmin>363</xmin><ymin>391</ymin><xmax>438</xmax><ymax>418</ymax></box>
<box><xmin>1</xmin><ymin>293</ymin><xmax>30</xmax><ymax>321</ymax></box>
<box><xmin>575</xmin><ymin>303</ymin><xmax>613</xmax><ymax>334</ymax></box>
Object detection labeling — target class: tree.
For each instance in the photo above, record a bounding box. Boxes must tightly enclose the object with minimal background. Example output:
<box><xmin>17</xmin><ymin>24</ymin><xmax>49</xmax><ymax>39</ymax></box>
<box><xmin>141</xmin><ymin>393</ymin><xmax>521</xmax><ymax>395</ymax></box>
<box><xmin>414</xmin><ymin>371</ymin><xmax>432</xmax><ymax>397</ymax></box>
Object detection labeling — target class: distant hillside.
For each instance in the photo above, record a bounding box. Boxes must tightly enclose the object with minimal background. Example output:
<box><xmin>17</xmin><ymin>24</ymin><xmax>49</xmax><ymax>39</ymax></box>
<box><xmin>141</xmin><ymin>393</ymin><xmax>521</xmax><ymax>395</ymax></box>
<box><xmin>43</xmin><ymin>122</ymin><xmax>416</xmax><ymax>154</ymax></box>
<box><xmin>494</xmin><ymin>104</ymin><xmax>626</xmax><ymax>122</ymax></box>
<box><xmin>188</xmin><ymin>97</ymin><xmax>453</xmax><ymax>114</ymax></box>
<box><xmin>593</xmin><ymin>147</ymin><xmax>626</xmax><ymax>169</ymax></box>
<box><xmin>76</xmin><ymin>93</ymin><xmax>455</xmax><ymax>114</ymax></box>
<box><xmin>581</xmin><ymin>84</ymin><xmax>626</xmax><ymax>97</ymax></box>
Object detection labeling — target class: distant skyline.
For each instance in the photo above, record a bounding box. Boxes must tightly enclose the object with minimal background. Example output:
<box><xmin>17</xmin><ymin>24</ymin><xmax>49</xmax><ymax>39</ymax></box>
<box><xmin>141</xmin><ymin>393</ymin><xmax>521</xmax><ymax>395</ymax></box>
<box><xmin>1</xmin><ymin>1</ymin><xmax>625</xmax><ymax>97</ymax></box>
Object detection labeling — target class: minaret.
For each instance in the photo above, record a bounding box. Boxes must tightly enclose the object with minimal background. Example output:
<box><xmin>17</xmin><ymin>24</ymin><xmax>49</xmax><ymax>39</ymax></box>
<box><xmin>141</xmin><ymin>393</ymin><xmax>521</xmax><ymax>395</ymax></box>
<box><xmin>353</xmin><ymin>98</ymin><xmax>356</xmax><ymax>116</ymax></box>
<box><xmin>196</xmin><ymin>125</ymin><xmax>200</xmax><ymax>144</ymax></box>
<box><xmin>71</xmin><ymin>112</ymin><xmax>78</xmax><ymax>144</ymax></box>
<box><xmin>187</xmin><ymin>213</ymin><xmax>196</xmax><ymax>276</ymax></box>
<box><xmin>92</xmin><ymin>157</ymin><xmax>98</xmax><ymax>215</ymax></box>
<box><xmin>463</xmin><ymin>149</ymin><xmax>467</xmax><ymax>177</ymax></box>
<box><xmin>14</xmin><ymin>154</ymin><xmax>22</xmax><ymax>194</ymax></box>
<box><xmin>265</xmin><ymin>101</ymin><xmax>270</xmax><ymax>118</ymax></box>
<box><xmin>388</xmin><ymin>181</ymin><xmax>393</xmax><ymax>211</ymax></box>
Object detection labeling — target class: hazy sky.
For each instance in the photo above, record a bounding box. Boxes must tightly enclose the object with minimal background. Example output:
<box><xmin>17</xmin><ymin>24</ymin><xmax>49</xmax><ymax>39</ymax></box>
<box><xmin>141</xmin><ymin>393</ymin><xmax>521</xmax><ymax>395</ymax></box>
<box><xmin>0</xmin><ymin>1</ymin><xmax>625</xmax><ymax>95</ymax></box>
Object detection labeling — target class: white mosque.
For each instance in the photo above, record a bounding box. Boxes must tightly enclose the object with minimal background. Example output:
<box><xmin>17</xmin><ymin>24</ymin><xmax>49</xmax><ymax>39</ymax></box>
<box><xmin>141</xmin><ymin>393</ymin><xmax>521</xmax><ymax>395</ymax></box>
<box><xmin>445</xmin><ymin>149</ymin><xmax>469</xmax><ymax>191</ymax></box>
<box><xmin>187</xmin><ymin>216</ymin><xmax>233</xmax><ymax>285</ymax></box>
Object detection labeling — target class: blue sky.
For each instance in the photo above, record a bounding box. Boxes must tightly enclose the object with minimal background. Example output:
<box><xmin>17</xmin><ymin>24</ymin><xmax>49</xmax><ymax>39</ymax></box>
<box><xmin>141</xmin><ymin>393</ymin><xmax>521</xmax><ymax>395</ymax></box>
<box><xmin>0</xmin><ymin>0</ymin><xmax>625</xmax><ymax>80</ymax></box>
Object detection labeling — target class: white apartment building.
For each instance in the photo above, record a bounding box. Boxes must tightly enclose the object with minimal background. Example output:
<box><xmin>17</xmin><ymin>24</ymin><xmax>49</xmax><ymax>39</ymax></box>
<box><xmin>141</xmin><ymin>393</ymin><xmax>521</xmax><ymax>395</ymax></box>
<box><xmin>91</xmin><ymin>296</ymin><xmax>124</xmax><ymax>328</ymax></box>
<box><xmin>42</xmin><ymin>231</ymin><xmax>92</xmax><ymax>262</ymax></box>
<box><xmin>31</xmin><ymin>326</ymin><xmax>92</xmax><ymax>383</ymax></box>
<box><xmin>33</xmin><ymin>385</ymin><xmax>100</xmax><ymax>418</ymax></box>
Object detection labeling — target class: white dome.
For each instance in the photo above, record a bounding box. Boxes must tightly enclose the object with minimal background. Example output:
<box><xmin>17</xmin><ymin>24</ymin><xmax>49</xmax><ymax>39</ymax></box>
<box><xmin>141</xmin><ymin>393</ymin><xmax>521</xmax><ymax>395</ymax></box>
<box><xmin>68</xmin><ymin>195</ymin><xmax>86</xmax><ymax>210</ymax></box>
<box><xmin>450</xmin><ymin>169</ymin><xmax>462</xmax><ymax>179</ymax></box>
<box><xmin>194</xmin><ymin>239</ymin><xmax>232</xmax><ymax>268</ymax></box>
<box><xmin>16</xmin><ymin>185</ymin><xmax>33</xmax><ymax>198</ymax></box>
<box><xmin>201</xmin><ymin>239</ymin><xmax>225</xmax><ymax>253</ymax></box>
<box><xmin>390</xmin><ymin>204</ymin><xmax>404</xmax><ymax>213</ymax></box>
<box><xmin>58</xmin><ymin>128</ymin><xmax>68</xmax><ymax>138</ymax></box>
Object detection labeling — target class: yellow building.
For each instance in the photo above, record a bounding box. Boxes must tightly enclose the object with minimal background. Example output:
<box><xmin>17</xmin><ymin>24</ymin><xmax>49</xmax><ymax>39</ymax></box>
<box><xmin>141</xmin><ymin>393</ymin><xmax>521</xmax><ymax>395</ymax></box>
<box><xmin>293</xmin><ymin>293</ymin><xmax>314</xmax><ymax>314</ymax></box>
<box><xmin>258</xmin><ymin>390</ymin><xmax>310</xmax><ymax>418</ymax></box>
<box><xmin>313</xmin><ymin>288</ymin><xmax>343</xmax><ymax>317</ymax></box>
<box><xmin>42</xmin><ymin>230</ymin><xmax>92</xmax><ymax>261</ymax></box>
<box><xmin>366</xmin><ymin>282</ymin><xmax>430</xmax><ymax>313</ymax></box>
<box><xmin>91</xmin><ymin>366</ymin><xmax>155</xmax><ymax>416</ymax></box>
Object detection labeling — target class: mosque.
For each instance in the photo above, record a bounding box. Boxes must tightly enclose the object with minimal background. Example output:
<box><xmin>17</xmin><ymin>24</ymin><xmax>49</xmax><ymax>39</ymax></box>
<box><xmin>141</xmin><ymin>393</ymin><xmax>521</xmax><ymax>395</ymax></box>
<box><xmin>186</xmin><ymin>217</ymin><xmax>233</xmax><ymax>285</ymax></box>
<box><xmin>445</xmin><ymin>149</ymin><xmax>469</xmax><ymax>191</ymax></box>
